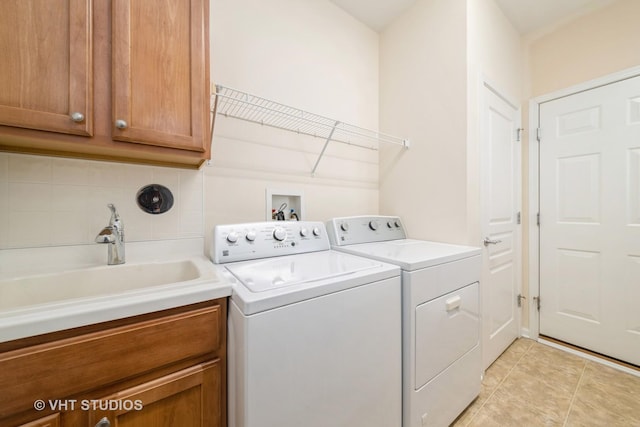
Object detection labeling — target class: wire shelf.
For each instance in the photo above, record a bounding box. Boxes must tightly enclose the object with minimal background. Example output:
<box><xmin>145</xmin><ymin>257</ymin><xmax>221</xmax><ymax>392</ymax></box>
<box><xmin>211</xmin><ymin>85</ymin><xmax>409</xmax><ymax>175</ymax></box>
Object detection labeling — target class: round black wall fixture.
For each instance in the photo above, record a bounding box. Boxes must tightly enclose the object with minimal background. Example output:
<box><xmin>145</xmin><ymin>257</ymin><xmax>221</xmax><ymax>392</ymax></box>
<box><xmin>136</xmin><ymin>184</ymin><xmax>174</xmax><ymax>214</ymax></box>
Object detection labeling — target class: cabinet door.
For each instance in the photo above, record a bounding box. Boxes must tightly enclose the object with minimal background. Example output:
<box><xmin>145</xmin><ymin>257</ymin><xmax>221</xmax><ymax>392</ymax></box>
<box><xmin>0</xmin><ymin>0</ymin><xmax>92</xmax><ymax>136</ymax></box>
<box><xmin>18</xmin><ymin>414</ymin><xmax>60</xmax><ymax>427</ymax></box>
<box><xmin>112</xmin><ymin>0</ymin><xmax>209</xmax><ymax>152</ymax></box>
<box><xmin>89</xmin><ymin>361</ymin><xmax>221</xmax><ymax>427</ymax></box>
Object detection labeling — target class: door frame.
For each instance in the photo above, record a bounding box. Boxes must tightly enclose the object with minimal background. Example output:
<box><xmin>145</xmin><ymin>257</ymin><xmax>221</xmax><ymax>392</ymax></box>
<box><xmin>527</xmin><ymin>65</ymin><xmax>640</xmax><ymax>340</ymax></box>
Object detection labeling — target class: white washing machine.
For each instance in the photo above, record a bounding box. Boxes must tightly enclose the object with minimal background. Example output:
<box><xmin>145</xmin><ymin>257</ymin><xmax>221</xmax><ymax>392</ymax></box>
<box><xmin>212</xmin><ymin>221</ymin><xmax>402</xmax><ymax>427</ymax></box>
<box><xmin>327</xmin><ymin>216</ymin><xmax>482</xmax><ymax>427</ymax></box>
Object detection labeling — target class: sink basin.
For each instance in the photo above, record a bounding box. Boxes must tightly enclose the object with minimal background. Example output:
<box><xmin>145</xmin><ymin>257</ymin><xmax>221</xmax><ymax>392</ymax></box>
<box><xmin>0</xmin><ymin>259</ymin><xmax>216</xmax><ymax>311</ymax></box>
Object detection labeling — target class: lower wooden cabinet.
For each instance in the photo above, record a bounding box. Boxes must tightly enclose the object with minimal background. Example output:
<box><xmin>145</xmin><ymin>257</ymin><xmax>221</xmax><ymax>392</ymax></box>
<box><xmin>18</xmin><ymin>414</ymin><xmax>61</xmax><ymax>427</ymax></box>
<box><xmin>89</xmin><ymin>361</ymin><xmax>221</xmax><ymax>427</ymax></box>
<box><xmin>2</xmin><ymin>299</ymin><xmax>227</xmax><ymax>427</ymax></box>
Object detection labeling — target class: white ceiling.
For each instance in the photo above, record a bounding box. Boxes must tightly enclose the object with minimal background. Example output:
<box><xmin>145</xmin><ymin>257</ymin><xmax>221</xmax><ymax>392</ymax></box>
<box><xmin>493</xmin><ymin>0</ymin><xmax>614</xmax><ymax>34</ymax></box>
<box><xmin>330</xmin><ymin>0</ymin><xmax>614</xmax><ymax>34</ymax></box>
<box><xmin>330</xmin><ymin>0</ymin><xmax>417</xmax><ymax>32</ymax></box>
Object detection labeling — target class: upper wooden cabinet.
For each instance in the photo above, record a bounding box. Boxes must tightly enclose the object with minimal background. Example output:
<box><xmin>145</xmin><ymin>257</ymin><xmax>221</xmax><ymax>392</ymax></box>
<box><xmin>111</xmin><ymin>0</ymin><xmax>209</xmax><ymax>152</ymax></box>
<box><xmin>0</xmin><ymin>0</ymin><xmax>92</xmax><ymax>136</ymax></box>
<box><xmin>0</xmin><ymin>0</ymin><xmax>211</xmax><ymax>168</ymax></box>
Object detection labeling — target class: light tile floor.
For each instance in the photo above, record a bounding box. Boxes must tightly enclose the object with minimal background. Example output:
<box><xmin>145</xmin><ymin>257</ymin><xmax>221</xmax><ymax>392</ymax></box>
<box><xmin>452</xmin><ymin>338</ymin><xmax>640</xmax><ymax>426</ymax></box>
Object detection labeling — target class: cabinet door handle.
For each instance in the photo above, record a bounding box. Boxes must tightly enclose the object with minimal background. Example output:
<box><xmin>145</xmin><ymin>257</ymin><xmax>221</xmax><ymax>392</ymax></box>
<box><xmin>115</xmin><ymin>119</ymin><xmax>128</xmax><ymax>129</ymax></box>
<box><xmin>70</xmin><ymin>112</ymin><xmax>85</xmax><ymax>123</ymax></box>
<box><xmin>95</xmin><ymin>417</ymin><xmax>111</xmax><ymax>427</ymax></box>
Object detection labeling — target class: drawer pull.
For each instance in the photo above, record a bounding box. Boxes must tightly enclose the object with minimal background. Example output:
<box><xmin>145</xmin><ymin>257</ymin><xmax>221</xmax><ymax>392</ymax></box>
<box><xmin>445</xmin><ymin>296</ymin><xmax>461</xmax><ymax>312</ymax></box>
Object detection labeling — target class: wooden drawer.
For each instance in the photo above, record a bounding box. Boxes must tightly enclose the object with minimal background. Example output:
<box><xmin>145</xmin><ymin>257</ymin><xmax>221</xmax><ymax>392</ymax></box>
<box><xmin>0</xmin><ymin>302</ymin><xmax>223</xmax><ymax>419</ymax></box>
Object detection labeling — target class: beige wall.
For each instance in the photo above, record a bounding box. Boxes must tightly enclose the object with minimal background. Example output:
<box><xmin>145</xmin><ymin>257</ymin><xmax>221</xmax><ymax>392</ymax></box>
<box><xmin>378</xmin><ymin>0</ymin><xmax>523</xmax><ymax>247</ymax></box>
<box><xmin>528</xmin><ymin>0</ymin><xmax>640</xmax><ymax>98</ymax></box>
<box><xmin>207</xmin><ymin>0</ymin><xmax>381</xmax><ymax>254</ymax></box>
<box><xmin>379</xmin><ymin>0</ymin><xmax>469</xmax><ymax>244</ymax></box>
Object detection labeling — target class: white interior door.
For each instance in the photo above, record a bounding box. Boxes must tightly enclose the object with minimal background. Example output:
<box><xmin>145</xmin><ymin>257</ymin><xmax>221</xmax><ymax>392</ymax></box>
<box><xmin>539</xmin><ymin>75</ymin><xmax>640</xmax><ymax>365</ymax></box>
<box><xmin>480</xmin><ymin>83</ymin><xmax>521</xmax><ymax>370</ymax></box>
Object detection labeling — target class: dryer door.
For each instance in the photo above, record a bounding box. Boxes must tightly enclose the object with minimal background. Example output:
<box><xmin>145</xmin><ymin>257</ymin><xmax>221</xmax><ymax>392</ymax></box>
<box><xmin>414</xmin><ymin>282</ymin><xmax>479</xmax><ymax>389</ymax></box>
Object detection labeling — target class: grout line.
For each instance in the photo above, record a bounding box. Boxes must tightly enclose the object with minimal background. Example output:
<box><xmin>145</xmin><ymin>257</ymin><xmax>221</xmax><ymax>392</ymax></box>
<box><xmin>562</xmin><ymin>361</ymin><xmax>588</xmax><ymax>426</ymax></box>
<box><xmin>461</xmin><ymin>341</ymin><xmax>533</xmax><ymax>426</ymax></box>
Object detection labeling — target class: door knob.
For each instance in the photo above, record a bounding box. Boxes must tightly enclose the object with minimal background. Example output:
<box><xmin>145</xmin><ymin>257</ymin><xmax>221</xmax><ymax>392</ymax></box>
<box><xmin>483</xmin><ymin>237</ymin><xmax>502</xmax><ymax>246</ymax></box>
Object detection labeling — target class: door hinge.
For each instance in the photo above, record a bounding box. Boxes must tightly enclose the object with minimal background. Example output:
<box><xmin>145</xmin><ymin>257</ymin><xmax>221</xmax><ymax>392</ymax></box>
<box><xmin>536</xmin><ymin>212</ymin><xmax>540</xmax><ymax>226</ymax></box>
<box><xmin>517</xmin><ymin>294</ymin><xmax>526</xmax><ymax>307</ymax></box>
<box><xmin>533</xmin><ymin>296</ymin><xmax>541</xmax><ymax>311</ymax></box>
<box><xmin>516</xmin><ymin>128</ymin><xmax>524</xmax><ymax>142</ymax></box>
<box><xmin>517</xmin><ymin>211</ymin><xmax>521</xmax><ymax>224</ymax></box>
<box><xmin>536</xmin><ymin>128</ymin><xmax>541</xmax><ymax>142</ymax></box>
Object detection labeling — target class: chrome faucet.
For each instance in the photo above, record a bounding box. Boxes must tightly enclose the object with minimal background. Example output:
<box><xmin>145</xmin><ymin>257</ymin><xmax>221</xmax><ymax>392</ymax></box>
<box><xmin>95</xmin><ymin>203</ymin><xmax>125</xmax><ymax>265</ymax></box>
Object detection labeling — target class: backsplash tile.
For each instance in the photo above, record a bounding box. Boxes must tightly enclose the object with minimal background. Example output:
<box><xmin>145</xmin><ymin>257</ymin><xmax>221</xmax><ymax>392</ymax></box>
<box><xmin>8</xmin><ymin>211</ymin><xmax>51</xmax><ymax>247</ymax></box>
<box><xmin>0</xmin><ymin>154</ymin><xmax>7</xmax><ymax>246</ymax></box>
<box><xmin>0</xmin><ymin>154</ymin><xmax>8</xmax><ymax>181</ymax></box>
<box><xmin>52</xmin><ymin>158</ymin><xmax>90</xmax><ymax>184</ymax></box>
<box><xmin>9</xmin><ymin>182</ymin><xmax>52</xmax><ymax>211</ymax></box>
<box><xmin>0</xmin><ymin>153</ymin><xmax>204</xmax><ymax>249</ymax></box>
<box><xmin>8</xmin><ymin>154</ymin><xmax>52</xmax><ymax>183</ymax></box>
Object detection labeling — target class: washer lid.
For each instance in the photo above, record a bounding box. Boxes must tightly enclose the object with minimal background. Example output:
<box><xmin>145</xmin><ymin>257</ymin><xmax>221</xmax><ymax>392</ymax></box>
<box><xmin>225</xmin><ymin>250</ymin><xmax>383</xmax><ymax>292</ymax></box>
<box><xmin>336</xmin><ymin>239</ymin><xmax>481</xmax><ymax>271</ymax></box>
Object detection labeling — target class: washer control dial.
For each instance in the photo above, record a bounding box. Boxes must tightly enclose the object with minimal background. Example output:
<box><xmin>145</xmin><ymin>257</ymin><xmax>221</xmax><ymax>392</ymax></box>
<box><xmin>273</xmin><ymin>227</ymin><xmax>286</xmax><ymax>241</ymax></box>
<box><xmin>300</xmin><ymin>228</ymin><xmax>309</xmax><ymax>237</ymax></box>
<box><xmin>340</xmin><ymin>223</ymin><xmax>349</xmax><ymax>232</ymax></box>
<box><xmin>226</xmin><ymin>232</ymin><xmax>239</xmax><ymax>243</ymax></box>
<box><xmin>369</xmin><ymin>220</ymin><xmax>379</xmax><ymax>231</ymax></box>
<box><xmin>246</xmin><ymin>230</ymin><xmax>257</xmax><ymax>242</ymax></box>
<box><xmin>312</xmin><ymin>227</ymin><xmax>321</xmax><ymax>236</ymax></box>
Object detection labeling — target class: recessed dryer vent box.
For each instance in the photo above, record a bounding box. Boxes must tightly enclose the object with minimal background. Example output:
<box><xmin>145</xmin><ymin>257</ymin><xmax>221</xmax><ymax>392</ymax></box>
<box><xmin>266</xmin><ymin>188</ymin><xmax>304</xmax><ymax>221</ymax></box>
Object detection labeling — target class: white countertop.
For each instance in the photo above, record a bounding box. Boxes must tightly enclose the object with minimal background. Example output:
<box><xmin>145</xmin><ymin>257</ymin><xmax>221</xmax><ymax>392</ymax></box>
<box><xmin>0</xmin><ymin>239</ymin><xmax>232</xmax><ymax>343</ymax></box>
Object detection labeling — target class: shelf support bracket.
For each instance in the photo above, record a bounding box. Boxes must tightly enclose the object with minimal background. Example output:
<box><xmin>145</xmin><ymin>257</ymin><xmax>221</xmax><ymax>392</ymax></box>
<box><xmin>311</xmin><ymin>120</ymin><xmax>340</xmax><ymax>176</ymax></box>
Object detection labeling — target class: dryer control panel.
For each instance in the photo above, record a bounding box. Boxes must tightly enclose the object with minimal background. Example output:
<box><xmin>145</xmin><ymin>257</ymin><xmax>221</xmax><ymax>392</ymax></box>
<box><xmin>327</xmin><ymin>215</ymin><xmax>407</xmax><ymax>246</ymax></box>
<box><xmin>212</xmin><ymin>221</ymin><xmax>330</xmax><ymax>263</ymax></box>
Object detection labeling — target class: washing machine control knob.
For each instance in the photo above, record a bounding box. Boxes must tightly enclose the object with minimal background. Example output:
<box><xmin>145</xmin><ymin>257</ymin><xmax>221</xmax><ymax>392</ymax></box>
<box><xmin>273</xmin><ymin>228</ymin><xmax>286</xmax><ymax>241</ymax></box>
<box><xmin>300</xmin><ymin>228</ymin><xmax>309</xmax><ymax>237</ymax></box>
<box><xmin>226</xmin><ymin>232</ymin><xmax>239</xmax><ymax>243</ymax></box>
<box><xmin>312</xmin><ymin>227</ymin><xmax>321</xmax><ymax>236</ymax></box>
<box><xmin>246</xmin><ymin>231</ymin><xmax>256</xmax><ymax>242</ymax></box>
<box><xmin>387</xmin><ymin>221</ymin><xmax>393</xmax><ymax>228</ymax></box>
<box><xmin>369</xmin><ymin>220</ymin><xmax>379</xmax><ymax>231</ymax></box>
<box><xmin>340</xmin><ymin>222</ymin><xmax>349</xmax><ymax>232</ymax></box>
<box><xmin>395</xmin><ymin>220</ymin><xmax>401</xmax><ymax>228</ymax></box>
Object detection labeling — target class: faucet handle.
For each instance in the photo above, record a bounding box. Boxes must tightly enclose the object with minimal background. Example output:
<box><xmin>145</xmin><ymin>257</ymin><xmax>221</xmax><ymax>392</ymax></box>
<box><xmin>95</xmin><ymin>226</ymin><xmax>116</xmax><ymax>243</ymax></box>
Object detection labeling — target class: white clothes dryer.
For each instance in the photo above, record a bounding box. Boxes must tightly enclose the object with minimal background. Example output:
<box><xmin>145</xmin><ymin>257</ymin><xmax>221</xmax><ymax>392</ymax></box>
<box><xmin>212</xmin><ymin>221</ymin><xmax>402</xmax><ymax>427</ymax></box>
<box><xmin>327</xmin><ymin>216</ymin><xmax>482</xmax><ymax>427</ymax></box>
